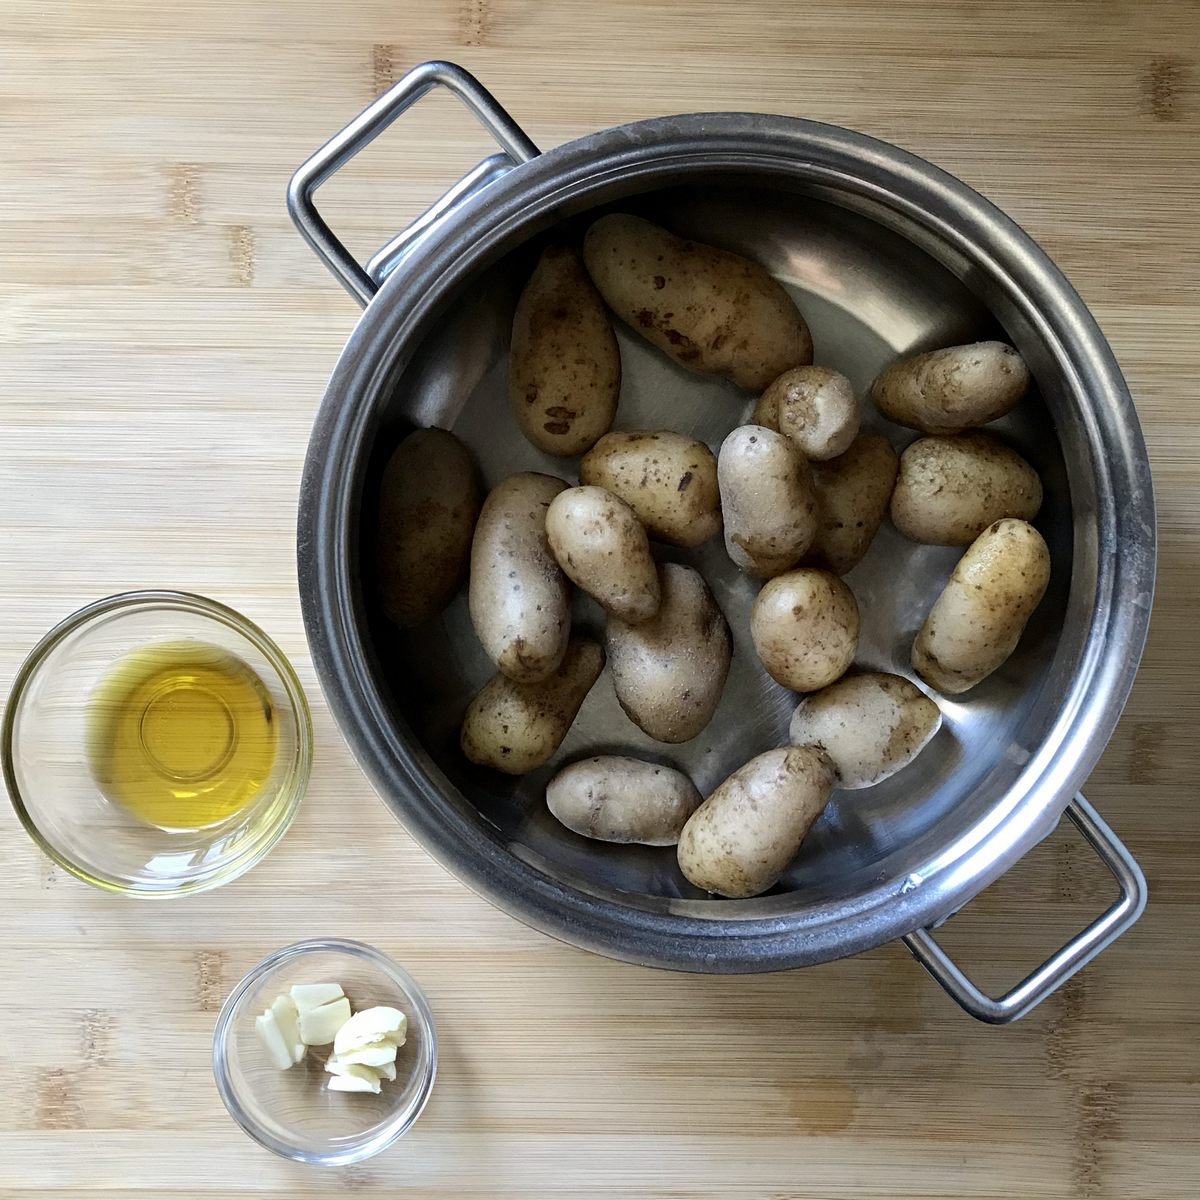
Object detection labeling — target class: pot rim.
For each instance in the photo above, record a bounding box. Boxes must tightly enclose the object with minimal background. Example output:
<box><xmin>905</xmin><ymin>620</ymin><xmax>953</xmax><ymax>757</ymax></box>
<box><xmin>297</xmin><ymin>112</ymin><xmax>1155</xmax><ymax>971</ymax></box>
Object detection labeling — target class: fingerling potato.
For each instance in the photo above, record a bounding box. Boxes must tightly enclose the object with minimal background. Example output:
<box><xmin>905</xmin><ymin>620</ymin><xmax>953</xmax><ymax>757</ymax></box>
<box><xmin>546</xmin><ymin>485</ymin><xmax>660</xmax><ymax>624</ymax></box>
<box><xmin>718</xmin><ymin>425</ymin><xmax>818</xmax><ymax>578</ymax></box>
<box><xmin>376</xmin><ymin>428</ymin><xmax>482</xmax><ymax>628</ymax></box>
<box><xmin>809</xmin><ymin>434</ymin><xmax>899</xmax><ymax>575</ymax></box>
<box><xmin>460</xmin><ymin>636</ymin><xmax>605</xmax><ymax>774</ymax></box>
<box><xmin>583</xmin><ymin>214</ymin><xmax>813</xmax><ymax>391</ymax></box>
<box><xmin>872</xmin><ymin>340</ymin><xmax>1030</xmax><ymax>434</ymax></box>
<box><xmin>607</xmin><ymin>563</ymin><xmax>731</xmax><ymax>743</ymax></box>
<box><xmin>789</xmin><ymin>672</ymin><xmax>941</xmax><ymax>789</ymax></box>
<box><xmin>677</xmin><ymin>746</ymin><xmax>835</xmax><ymax>898</ymax></box>
<box><xmin>580</xmin><ymin>430</ymin><xmax>720</xmax><ymax>548</ymax></box>
<box><xmin>546</xmin><ymin>755</ymin><xmax>701</xmax><ymax>845</ymax></box>
<box><xmin>754</xmin><ymin>366</ymin><xmax>859</xmax><ymax>461</ymax></box>
<box><xmin>509</xmin><ymin>244</ymin><xmax>621</xmax><ymax>456</ymax></box>
<box><xmin>469</xmin><ymin>472</ymin><xmax>570</xmax><ymax>682</ymax></box>
<box><xmin>913</xmin><ymin>518</ymin><xmax>1051</xmax><ymax>694</ymax></box>
<box><xmin>751</xmin><ymin>568</ymin><xmax>859</xmax><ymax>692</ymax></box>
<box><xmin>890</xmin><ymin>433</ymin><xmax>1043</xmax><ymax>546</ymax></box>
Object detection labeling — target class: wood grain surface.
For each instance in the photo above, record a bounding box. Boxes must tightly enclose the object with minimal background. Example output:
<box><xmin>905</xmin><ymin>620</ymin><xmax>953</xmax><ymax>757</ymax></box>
<box><xmin>2</xmin><ymin>3</ymin><xmax>1198</xmax><ymax>1196</ymax></box>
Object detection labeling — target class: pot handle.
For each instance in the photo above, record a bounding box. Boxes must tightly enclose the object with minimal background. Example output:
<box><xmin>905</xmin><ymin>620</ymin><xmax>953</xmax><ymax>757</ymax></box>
<box><xmin>902</xmin><ymin>793</ymin><xmax>1147</xmax><ymax>1024</ymax></box>
<box><xmin>287</xmin><ymin>60</ymin><xmax>540</xmax><ymax>306</ymax></box>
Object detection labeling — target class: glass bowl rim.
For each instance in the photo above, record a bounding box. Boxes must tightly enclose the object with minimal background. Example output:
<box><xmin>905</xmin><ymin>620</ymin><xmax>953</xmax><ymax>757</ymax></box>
<box><xmin>1</xmin><ymin>588</ymin><xmax>314</xmax><ymax>897</ymax></box>
<box><xmin>211</xmin><ymin>937</ymin><xmax>439</xmax><ymax>1165</ymax></box>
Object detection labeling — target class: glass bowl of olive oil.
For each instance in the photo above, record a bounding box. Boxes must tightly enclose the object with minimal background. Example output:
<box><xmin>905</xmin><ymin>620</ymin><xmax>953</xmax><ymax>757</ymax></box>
<box><xmin>3</xmin><ymin>591</ymin><xmax>312</xmax><ymax>896</ymax></box>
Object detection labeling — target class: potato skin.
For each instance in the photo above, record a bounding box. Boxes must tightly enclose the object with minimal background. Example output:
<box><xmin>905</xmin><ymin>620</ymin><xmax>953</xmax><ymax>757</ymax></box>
<box><xmin>749</xmin><ymin>388</ymin><xmax>781</xmax><ymax>430</ymax></box>
<box><xmin>718</xmin><ymin>425</ymin><xmax>818</xmax><ymax>578</ymax></box>
<box><xmin>751</xmin><ymin>569</ymin><xmax>859</xmax><ymax>692</ymax></box>
<box><xmin>872</xmin><ymin>340</ymin><xmax>1030</xmax><ymax>434</ymax></box>
<box><xmin>809</xmin><ymin>435</ymin><xmax>899</xmax><ymax>575</ymax></box>
<box><xmin>789</xmin><ymin>672</ymin><xmax>941</xmax><ymax>789</ymax></box>
<box><xmin>890</xmin><ymin>433</ymin><xmax>1043</xmax><ymax>546</ymax></box>
<box><xmin>582</xmin><ymin>214</ymin><xmax>813</xmax><ymax>391</ymax></box>
<box><xmin>460</xmin><ymin>636</ymin><xmax>604</xmax><ymax>774</ymax></box>
<box><xmin>545</xmin><ymin>485</ymin><xmax>660</xmax><ymax>624</ymax></box>
<box><xmin>755</xmin><ymin>367</ymin><xmax>859</xmax><ymax>461</ymax></box>
<box><xmin>376</xmin><ymin>428</ymin><xmax>482</xmax><ymax>628</ymax></box>
<box><xmin>469</xmin><ymin>472</ymin><xmax>570</xmax><ymax>682</ymax></box>
<box><xmin>509</xmin><ymin>245</ymin><xmax>621</xmax><ymax>456</ymax></box>
<box><xmin>580</xmin><ymin>431</ymin><xmax>720</xmax><ymax>548</ymax></box>
<box><xmin>677</xmin><ymin>747</ymin><xmax>835</xmax><ymax>898</ymax></box>
<box><xmin>913</xmin><ymin>519</ymin><xmax>1051</xmax><ymax>695</ymax></box>
<box><xmin>546</xmin><ymin>755</ymin><xmax>701</xmax><ymax>845</ymax></box>
<box><xmin>607</xmin><ymin>563</ymin><xmax>732</xmax><ymax>743</ymax></box>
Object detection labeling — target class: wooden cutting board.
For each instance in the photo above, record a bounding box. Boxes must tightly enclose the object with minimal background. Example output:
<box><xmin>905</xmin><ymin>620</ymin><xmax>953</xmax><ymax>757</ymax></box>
<box><xmin>2</xmin><ymin>3</ymin><xmax>1197</xmax><ymax>1196</ymax></box>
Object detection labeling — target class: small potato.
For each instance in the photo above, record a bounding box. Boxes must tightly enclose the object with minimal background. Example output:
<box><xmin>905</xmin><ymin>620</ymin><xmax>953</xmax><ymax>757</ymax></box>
<box><xmin>751</xmin><ymin>569</ymin><xmax>859</xmax><ymax>692</ymax></box>
<box><xmin>580</xmin><ymin>431</ymin><xmax>720</xmax><ymax>548</ymax></box>
<box><xmin>677</xmin><ymin>747</ymin><xmax>835</xmax><ymax>898</ymax></box>
<box><xmin>607</xmin><ymin>563</ymin><xmax>731</xmax><ymax>743</ymax></box>
<box><xmin>718</xmin><ymin>425</ymin><xmax>818</xmax><ymax>578</ymax></box>
<box><xmin>460</xmin><ymin>636</ymin><xmax>604</xmax><ymax>774</ymax></box>
<box><xmin>913</xmin><ymin>518</ymin><xmax>1051</xmax><ymax>695</ymax></box>
<box><xmin>469</xmin><ymin>472</ymin><xmax>570</xmax><ymax>682</ymax></box>
<box><xmin>583</xmin><ymin>214</ymin><xmax>813</xmax><ymax>391</ymax></box>
<box><xmin>509</xmin><ymin>245</ymin><xmax>621</xmax><ymax>456</ymax></box>
<box><xmin>872</xmin><ymin>340</ymin><xmax>1030</xmax><ymax>434</ymax></box>
<box><xmin>749</xmin><ymin>389</ymin><xmax>779</xmax><ymax>429</ymax></box>
<box><xmin>376</xmin><ymin>428</ymin><xmax>482</xmax><ymax>628</ymax></box>
<box><xmin>753</xmin><ymin>367</ymin><xmax>859</xmax><ymax>461</ymax></box>
<box><xmin>546</xmin><ymin>486</ymin><xmax>660</xmax><ymax>623</ymax></box>
<box><xmin>546</xmin><ymin>755</ymin><xmax>701</xmax><ymax>845</ymax></box>
<box><xmin>890</xmin><ymin>433</ymin><xmax>1043</xmax><ymax>546</ymax></box>
<box><xmin>789</xmin><ymin>672</ymin><xmax>941</xmax><ymax>789</ymax></box>
<box><xmin>809</xmin><ymin>435</ymin><xmax>899</xmax><ymax>575</ymax></box>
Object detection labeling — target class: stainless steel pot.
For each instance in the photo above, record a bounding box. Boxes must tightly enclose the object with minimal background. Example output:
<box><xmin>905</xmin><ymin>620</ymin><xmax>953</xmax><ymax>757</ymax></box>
<box><xmin>290</xmin><ymin>61</ymin><xmax>1154</xmax><ymax>1023</ymax></box>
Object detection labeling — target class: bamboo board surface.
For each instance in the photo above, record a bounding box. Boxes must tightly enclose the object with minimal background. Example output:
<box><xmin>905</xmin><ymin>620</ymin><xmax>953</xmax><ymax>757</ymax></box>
<box><xmin>1</xmin><ymin>3</ymin><xmax>1198</xmax><ymax>1196</ymax></box>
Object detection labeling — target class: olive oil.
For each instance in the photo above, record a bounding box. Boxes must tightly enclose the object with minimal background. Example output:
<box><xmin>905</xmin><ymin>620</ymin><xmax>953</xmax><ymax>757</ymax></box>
<box><xmin>86</xmin><ymin>641</ymin><xmax>279</xmax><ymax>831</ymax></box>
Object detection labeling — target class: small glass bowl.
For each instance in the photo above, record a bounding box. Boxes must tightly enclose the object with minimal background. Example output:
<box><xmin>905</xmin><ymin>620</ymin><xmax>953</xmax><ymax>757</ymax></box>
<box><xmin>2</xmin><ymin>591</ymin><xmax>312</xmax><ymax>896</ymax></box>
<box><xmin>213</xmin><ymin>939</ymin><xmax>437</xmax><ymax>1165</ymax></box>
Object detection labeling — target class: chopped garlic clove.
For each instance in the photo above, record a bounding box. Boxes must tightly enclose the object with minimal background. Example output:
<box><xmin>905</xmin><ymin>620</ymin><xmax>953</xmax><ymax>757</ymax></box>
<box><xmin>335</xmin><ymin>1041</ymin><xmax>398</xmax><ymax>1068</ymax></box>
<box><xmin>325</xmin><ymin>1055</ymin><xmax>365</xmax><ymax>1077</ymax></box>
<box><xmin>332</xmin><ymin>1006</ymin><xmax>407</xmax><ymax>1055</ymax></box>
<box><xmin>326</xmin><ymin>1063</ymin><xmax>381</xmax><ymax>1094</ymax></box>
<box><xmin>255</xmin><ymin>1010</ymin><xmax>295</xmax><ymax>1071</ymax></box>
<box><xmin>289</xmin><ymin>982</ymin><xmax>345</xmax><ymax>1015</ymax></box>
<box><xmin>298</xmin><ymin>996</ymin><xmax>351</xmax><ymax>1046</ymax></box>
<box><xmin>269</xmin><ymin>994</ymin><xmax>305</xmax><ymax>1064</ymax></box>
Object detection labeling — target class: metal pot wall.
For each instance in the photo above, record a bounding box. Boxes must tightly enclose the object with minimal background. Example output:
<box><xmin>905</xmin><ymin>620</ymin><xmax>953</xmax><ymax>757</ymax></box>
<box><xmin>290</xmin><ymin>62</ymin><xmax>1154</xmax><ymax>1022</ymax></box>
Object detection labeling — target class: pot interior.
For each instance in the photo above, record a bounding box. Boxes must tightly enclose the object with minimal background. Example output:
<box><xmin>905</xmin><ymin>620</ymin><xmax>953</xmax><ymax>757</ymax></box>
<box><xmin>354</xmin><ymin>176</ymin><xmax>1076</xmax><ymax>913</ymax></box>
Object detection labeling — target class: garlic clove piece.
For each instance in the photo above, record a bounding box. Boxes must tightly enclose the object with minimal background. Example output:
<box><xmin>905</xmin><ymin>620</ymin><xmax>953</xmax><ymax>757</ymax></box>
<box><xmin>335</xmin><ymin>1041</ymin><xmax>398</xmax><ymax>1068</ymax></box>
<box><xmin>298</xmin><ymin>996</ymin><xmax>351</xmax><ymax>1046</ymax></box>
<box><xmin>269</xmin><ymin>994</ymin><xmax>305</xmax><ymax>1064</ymax></box>
<box><xmin>332</xmin><ymin>1006</ymin><xmax>407</xmax><ymax>1055</ymax></box>
<box><xmin>255</xmin><ymin>1010</ymin><xmax>294</xmax><ymax>1071</ymax></box>
<box><xmin>289</xmin><ymin>982</ymin><xmax>345</xmax><ymax>1015</ymax></box>
<box><xmin>326</xmin><ymin>1063</ymin><xmax>381</xmax><ymax>1094</ymax></box>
